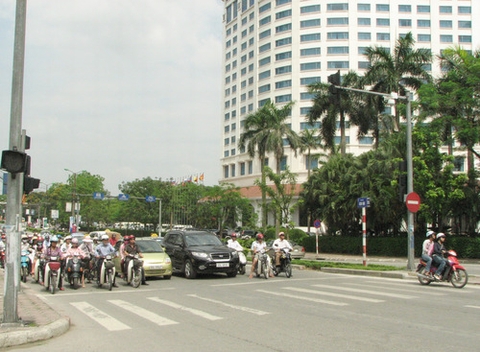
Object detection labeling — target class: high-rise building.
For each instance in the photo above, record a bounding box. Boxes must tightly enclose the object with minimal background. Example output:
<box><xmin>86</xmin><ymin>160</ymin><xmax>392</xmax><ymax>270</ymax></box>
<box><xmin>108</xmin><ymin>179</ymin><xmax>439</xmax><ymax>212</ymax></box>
<box><xmin>220</xmin><ymin>0</ymin><xmax>479</xmax><ymax>226</ymax></box>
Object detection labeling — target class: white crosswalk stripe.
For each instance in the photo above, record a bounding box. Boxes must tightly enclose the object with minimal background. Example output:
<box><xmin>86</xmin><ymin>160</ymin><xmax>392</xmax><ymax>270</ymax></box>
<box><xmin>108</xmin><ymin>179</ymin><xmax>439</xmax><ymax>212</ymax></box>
<box><xmin>187</xmin><ymin>294</ymin><xmax>270</xmax><ymax>315</ymax></box>
<box><xmin>348</xmin><ymin>282</ymin><xmax>447</xmax><ymax>296</ymax></box>
<box><xmin>282</xmin><ymin>287</ymin><xmax>385</xmax><ymax>303</ymax></box>
<box><xmin>312</xmin><ymin>284</ymin><xmax>417</xmax><ymax>299</ymax></box>
<box><xmin>108</xmin><ymin>299</ymin><xmax>179</xmax><ymax>326</ymax></box>
<box><xmin>148</xmin><ymin>297</ymin><xmax>223</xmax><ymax>321</ymax></box>
<box><xmin>70</xmin><ymin>302</ymin><xmax>131</xmax><ymax>331</ymax></box>
<box><xmin>257</xmin><ymin>289</ymin><xmax>348</xmax><ymax>306</ymax></box>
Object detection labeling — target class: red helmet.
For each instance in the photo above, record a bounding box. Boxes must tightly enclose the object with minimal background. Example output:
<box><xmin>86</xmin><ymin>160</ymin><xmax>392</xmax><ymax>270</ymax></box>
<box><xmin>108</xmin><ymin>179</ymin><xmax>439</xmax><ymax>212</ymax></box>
<box><xmin>256</xmin><ymin>233</ymin><xmax>264</xmax><ymax>240</ymax></box>
<box><xmin>231</xmin><ymin>233</ymin><xmax>237</xmax><ymax>238</ymax></box>
<box><xmin>129</xmin><ymin>235</ymin><xmax>135</xmax><ymax>241</ymax></box>
<box><xmin>123</xmin><ymin>235</ymin><xmax>131</xmax><ymax>242</ymax></box>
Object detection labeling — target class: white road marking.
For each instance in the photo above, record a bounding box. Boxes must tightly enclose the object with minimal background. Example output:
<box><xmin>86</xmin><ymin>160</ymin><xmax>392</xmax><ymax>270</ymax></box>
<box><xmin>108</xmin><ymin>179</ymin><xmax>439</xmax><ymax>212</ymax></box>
<box><xmin>465</xmin><ymin>305</ymin><xmax>480</xmax><ymax>309</ymax></box>
<box><xmin>312</xmin><ymin>284</ymin><xmax>417</xmax><ymax>299</ymax></box>
<box><xmin>109</xmin><ymin>299</ymin><xmax>179</xmax><ymax>326</ymax></box>
<box><xmin>187</xmin><ymin>294</ymin><xmax>270</xmax><ymax>316</ymax></box>
<box><xmin>70</xmin><ymin>301</ymin><xmax>130</xmax><ymax>331</ymax></box>
<box><xmin>148</xmin><ymin>297</ymin><xmax>223</xmax><ymax>321</ymax></box>
<box><xmin>347</xmin><ymin>283</ymin><xmax>446</xmax><ymax>296</ymax></box>
<box><xmin>256</xmin><ymin>289</ymin><xmax>348</xmax><ymax>306</ymax></box>
<box><xmin>282</xmin><ymin>287</ymin><xmax>384</xmax><ymax>303</ymax></box>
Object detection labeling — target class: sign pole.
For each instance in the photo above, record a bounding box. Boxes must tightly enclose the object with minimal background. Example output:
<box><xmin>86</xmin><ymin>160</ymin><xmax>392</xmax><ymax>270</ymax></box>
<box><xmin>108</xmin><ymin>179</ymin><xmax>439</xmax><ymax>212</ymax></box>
<box><xmin>362</xmin><ymin>207</ymin><xmax>367</xmax><ymax>266</ymax></box>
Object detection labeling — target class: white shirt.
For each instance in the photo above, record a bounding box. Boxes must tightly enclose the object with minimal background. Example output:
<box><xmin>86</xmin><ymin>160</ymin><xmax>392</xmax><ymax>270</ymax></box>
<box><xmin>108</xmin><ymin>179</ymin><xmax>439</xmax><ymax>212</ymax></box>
<box><xmin>251</xmin><ymin>240</ymin><xmax>267</xmax><ymax>254</ymax></box>
<box><xmin>227</xmin><ymin>239</ymin><xmax>243</xmax><ymax>252</ymax></box>
<box><xmin>272</xmin><ymin>238</ymin><xmax>292</xmax><ymax>252</ymax></box>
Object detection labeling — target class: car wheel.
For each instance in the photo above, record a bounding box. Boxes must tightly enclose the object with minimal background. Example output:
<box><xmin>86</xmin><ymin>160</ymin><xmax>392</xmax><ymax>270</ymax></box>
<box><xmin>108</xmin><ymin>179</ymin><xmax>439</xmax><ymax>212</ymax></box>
<box><xmin>184</xmin><ymin>260</ymin><xmax>197</xmax><ymax>279</ymax></box>
<box><xmin>227</xmin><ymin>270</ymin><xmax>237</xmax><ymax>278</ymax></box>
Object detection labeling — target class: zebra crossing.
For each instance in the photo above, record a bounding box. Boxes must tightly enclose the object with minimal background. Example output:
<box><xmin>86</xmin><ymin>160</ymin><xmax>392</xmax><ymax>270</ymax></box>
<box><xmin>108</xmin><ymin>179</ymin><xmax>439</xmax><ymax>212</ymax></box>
<box><xmin>69</xmin><ymin>280</ymin><xmax>446</xmax><ymax>331</ymax></box>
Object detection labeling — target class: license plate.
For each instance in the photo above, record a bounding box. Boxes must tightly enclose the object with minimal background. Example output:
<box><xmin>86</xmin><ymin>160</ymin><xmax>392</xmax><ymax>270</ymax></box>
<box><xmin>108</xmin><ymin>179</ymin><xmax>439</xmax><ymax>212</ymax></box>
<box><xmin>216</xmin><ymin>263</ymin><xmax>229</xmax><ymax>268</ymax></box>
<box><xmin>150</xmin><ymin>265</ymin><xmax>163</xmax><ymax>270</ymax></box>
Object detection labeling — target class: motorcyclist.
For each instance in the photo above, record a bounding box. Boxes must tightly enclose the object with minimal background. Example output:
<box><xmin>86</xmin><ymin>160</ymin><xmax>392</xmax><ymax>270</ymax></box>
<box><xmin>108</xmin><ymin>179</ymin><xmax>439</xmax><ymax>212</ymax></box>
<box><xmin>432</xmin><ymin>232</ymin><xmax>448</xmax><ymax>280</ymax></box>
<box><xmin>95</xmin><ymin>234</ymin><xmax>118</xmax><ymax>287</ymax></box>
<box><xmin>21</xmin><ymin>234</ymin><xmax>33</xmax><ymax>275</ymax></box>
<box><xmin>119</xmin><ymin>235</ymin><xmax>131</xmax><ymax>278</ymax></box>
<box><xmin>42</xmin><ymin>236</ymin><xmax>64</xmax><ymax>290</ymax></box>
<box><xmin>249</xmin><ymin>233</ymin><xmax>271</xmax><ymax>278</ymax></box>
<box><xmin>421</xmin><ymin>230</ymin><xmax>436</xmax><ymax>277</ymax></box>
<box><xmin>60</xmin><ymin>235</ymin><xmax>72</xmax><ymax>255</ymax></box>
<box><xmin>80</xmin><ymin>235</ymin><xmax>95</xmax><ymax>283</ymax></box>
<box><xmin>123</xmin><ymin>235</ymin><xmax>148</xmax><ymax>285</ymax></box>
<box><xmin>227</xmin><ymin>233</ymin><xmax>243</xmax><ymax>252</ymax></box>
<box><xmin>31</xmin><ymin>236</ymin><xmax>44</xmax><ymax>277</ymax></box>
<box><xmin>272</xmin><ymin>232</ymin><xmax>293</xmax><ymax>271</ymax></box>
<box><xmin>65</xmin><ymin>238</ymin><xmax>87</xmax><ymax>287</ymax></box>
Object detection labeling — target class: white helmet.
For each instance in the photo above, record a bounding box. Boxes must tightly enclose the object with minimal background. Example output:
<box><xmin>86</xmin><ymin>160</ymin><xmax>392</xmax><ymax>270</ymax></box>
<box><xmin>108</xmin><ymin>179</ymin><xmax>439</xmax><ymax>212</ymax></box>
<box><xmin>101</xmin><ymin>234</ymin><xmax>109</xmax><ymax>240</ymax></box>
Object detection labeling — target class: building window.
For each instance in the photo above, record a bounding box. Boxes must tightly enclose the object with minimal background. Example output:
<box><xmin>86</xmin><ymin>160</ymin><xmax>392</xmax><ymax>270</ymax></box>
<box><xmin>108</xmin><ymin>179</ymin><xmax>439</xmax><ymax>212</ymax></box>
<box><xmin>259</xmin><ymin>98</ymin><xmax>269</xmax><ymax>107</ymax></box>
<box><xmin>259</xmin><ymin>3</ymin><xmax>271</xmax><ymax>13</ymax></box>
<box><xmin>376</xmin><ymin>18</ymin><xmax>390</xmax><ymax>26</ymax></box>
<box><xmin>224</xmin><ymin>138</ymin><xmax>230</xmax><ymax>146</ymax></box>
<box><xmin>300</xmin><ymin>121</ymin><xmax>321</xmax><ymax>129</ymax></box>
<box><xmin>301</xmin><ymin>62</ymin><xmax>321</xmax><ymax>71</ymax></box>
<box><xmin>248</xmin><ymin>161</ymin><xmax>253</xmax><ymax>174</ymax></box>
<box><xmin>376</xmin><ymin>4</ymin><xmax>389</xmax><ymax>12</ymax></box>
<box><xmin>357</xmin><ymin>3</ymin><xmax>370</xmax><ymax>11</ymax></box>
<box><xmin>439</xmin><ymin>20</ymin><xmax>452</xmax><ymax>28</ymax></box>
<box><xmin>440</xmin><ymin>35</ymin><xmax>453</xmax><ymax>43</ymax></box>
<box><xmin>459</xmin><ymin>35</ymin><xmax>472</xmax><ymax>43</ymax></box>
<box><xmin>417</xmin><ymin>34</ymin><xmax>431</xmax><ymax>42</ymax></box>
<box><xmin>300</xmin><ymin>92</ymin><xmax>315</xmax><ymax>100</ymax></box>
<box><xmin>259</xmin><ymin>43</ymin><xmax>271</xmax><ymax>53</ymax></box>
<box><xmin>231</xmin><ymin>164</ymin><xmax>236</xmax><ymax>177</ymax></box>
<box><xmin>224</xmin><ymin>125</ymin><xmax>230</xmax><ymax>133</ymax></box>
<box><xmin>301</xmin><ymin>33</ymin><xmax>321</xmax><ymax>42</ymax></box>
<box><xmin>224</xmin><ymin>150</ymin><xmax>229</xmax><ymax>157</ymax></box>
<box><xmin>300</xmin><ymin>107</ymin><xmax>312</xmax><ymax>115</ymax></box>
<box><xmin>334</xmin><ymin>136</ymin><xmax>350</xmax><ymax>144</ymax></box>
<box><xmin>258</xmin><ymin>84</ymin><xmax>271</xmax><ymax>93</ymax></box>
<box><xmin>301</xmin><ymin>48</ymin><xmax>321</xmax><ymax>56</ymax></box>
<box><xmin>377</xmin><ymin>33</ymin><xmax>390</xmax><ymax>41</ymax></box>
<box><xmin>259</xmin><ymin>70</ymin><xmax>271</xmax><ymax>80</ymax></box>
<box><xmin>275</xmin><ymin>80</ymin><xmax>292</xmax><ymax>89</ymax></box>
<box><xmin>280</xmin><ymin>156</ymin><xmax>287</xmax><ymax>171</ymax></box>
<box><xmin>259</xmin><ymin>29</ymin><xmax>271</xmax><ymax>39</ymax></box>
<box><xmin>276</xmin><ymin>51</ymin><xmax>292</xmax><ymax>61</ymax></box>
<box><xmin>458</xmin><ymin>7</ymin><xmax>471</xmax><ymax>14</ymax></box>
<box><xmin>327</xmin><ymin>18</ymin><xmax>348</xmax><ymax>25</ymax></box>
<box><xmin>358</xmin><ymin>18</ymin><xmax>371</xmax><ymax>26</ymax></box>
<box><xmin>301</xmin><ymin>19</ymin><xmax>321</xmax><ymax>28</ymax></box>
<box><xmin>276</xmin><ymin>0</ymin><xmax>291</xmax><ymax>5</ymax></box>
<box><xmin>275</xmin><ymin>94</ymin><xmax>292</xmax><ymax>103</ymax></box>
<box><xmin>275</xmin><ymin>65</ymin><xmax>292</xmax><ymax>74</ymax></box>
<box><xmin>305</xmin><ymin>156</ymin><xmax>318</xmax><ymax>170</ymax></box>
<box><xmin>259</xmin><ymin>16</ymin><xmax>271</xmax><ymax>26</ymax></box>
<box><xmin>358</xmin><ymin>32</ymin><xmax>371</xmax><ymax>40</ymax></box>
<box><xmin>240</xmin><ymin>162</ymin><xmax>246</xmax><ymax>176</ymax></box>
<box><xmin>224</xmin><ymin>166</ymin><xmax>229</xmax><ymax>178</ymax></box>
<box><xmin>358</xmin><ymin>61</ymin><xmax>369</xmax><ymax>69</ymax></box>
<box><xmin>453</xmin><ymin>157</ymin><xmax>465</xmax><ymax>172</ymax></box>
<box><xmin>328</xmin><ymin>46</ymin><xmax>349</xmax><ymax>54</ymax></box>
<box><xmin>300</xmin><ymin>77</ymin><xmax>320</xmax><ymax>85</ymax></box>
<box><xmin>439</xmin><ymin>6</ymin><xmax>452</xmax><ymax>14</ymax></box>
<box><xmin>399</xmin><ymin>5</ymin><xmax>411</xmax><ymax>13</ymax></box>
<box><xmin>301</xmin><ymin>5</ymin><xmax>320</xmax><ymax>14</ymax></box>
<box><xmin>327</xmin><ymin>32</ymin><xmax>348</xmax><ymax>40</ymax></box>
<box><xmin>327</xmin><ymin>61</ymin><xmax>349</xmax><ymax>69</ymax></box>
<box><xmin>276</xmin><ymin>9</ymin><xmax>292</xmax><ymax>19</ymax></box>
<box><xmin>259</xmin><ymin>56</ymin><xmax>271</xmax><ymax>66</ymax></box>
<box><xmin>327</xmin><ymin>4</ymin><xmax>348</xmax><ymax>11</ymax></box>
<box><xmin>417</xmin><ymin>20</ymin><xmax>430</xmax><ymax>28</ymax></box>
<box><xmin>276</xmin><ymin>23</ymin><xmax>292</xmax><ymax>33</ymax></box>
<box><xmin>417</xmin><ymin>5</ymin><xmax>430</xmax><ymax>13</ymax></box>
<box><xmin>458</xmin><ymin>21</ymin><xmax>472</xmax><ymax>29</ymax></box>
<box><xmin>359</xmin><ymin>136</ymin><xmax>374</xmax><ymax>145</ymax></box>
<box><xmin>276</xmin><ymin>37</ymin><xmax>292</xmax><ymax>47</ymax></box>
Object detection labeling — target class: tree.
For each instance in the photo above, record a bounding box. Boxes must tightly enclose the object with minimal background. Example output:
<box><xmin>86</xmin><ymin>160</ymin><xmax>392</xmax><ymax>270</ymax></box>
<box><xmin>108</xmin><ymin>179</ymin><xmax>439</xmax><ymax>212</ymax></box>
<box><xmin>238</xmin><ymin>100</ymin><xmax>301</xmax><ymax>230</ymax></box>
<box><xmin>364</xmin><ymin>32</ymin><xmax>432</xmax><ymax>132</ymax></box>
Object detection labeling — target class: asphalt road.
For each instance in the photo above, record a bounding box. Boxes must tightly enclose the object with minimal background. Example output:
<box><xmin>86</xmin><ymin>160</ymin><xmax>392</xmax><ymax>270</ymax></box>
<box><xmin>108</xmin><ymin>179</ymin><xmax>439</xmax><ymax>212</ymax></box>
<box><xmin>7</xmin><ymin>269</ymin><xmax>480</xmax><ymax>352</ymax></box>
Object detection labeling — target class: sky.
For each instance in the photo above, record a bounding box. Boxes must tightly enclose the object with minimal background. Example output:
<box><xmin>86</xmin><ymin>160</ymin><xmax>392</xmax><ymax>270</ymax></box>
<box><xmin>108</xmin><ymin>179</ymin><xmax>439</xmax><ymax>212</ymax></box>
<box><xmin>0</xmin><ymin>0</ymin><xmax>224</xmax><ymax>194</ymax></box>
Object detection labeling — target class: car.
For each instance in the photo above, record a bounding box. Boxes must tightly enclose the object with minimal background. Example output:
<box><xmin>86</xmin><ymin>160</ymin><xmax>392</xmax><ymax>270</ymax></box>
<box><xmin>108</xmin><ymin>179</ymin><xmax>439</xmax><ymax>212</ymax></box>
<box><xmin>240</xmin><ymin>229</ymin><xmax>257</xmax><ymax>240</ymax></box>
<box><xmin>114</xmin><ymin>238</ymin><xmax>172</xmax><ymax>279</ymax></box>
<box><xmin>162</xmin><ymin>230</ymin><xmax>239</xmax><ymax>279</ymax></box>
<box><xmin>266</xmin><ymin>239</ymin><xmax>305</xmax><ymax>260</ymax></box>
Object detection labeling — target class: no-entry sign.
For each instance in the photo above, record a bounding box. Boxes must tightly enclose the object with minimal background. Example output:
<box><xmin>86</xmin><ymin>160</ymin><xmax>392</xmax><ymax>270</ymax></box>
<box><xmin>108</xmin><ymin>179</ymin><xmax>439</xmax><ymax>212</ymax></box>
<box><xmin>406</xmin><ymin>192</ymin><xmax>421</xmax><ymax>213</ymax></box>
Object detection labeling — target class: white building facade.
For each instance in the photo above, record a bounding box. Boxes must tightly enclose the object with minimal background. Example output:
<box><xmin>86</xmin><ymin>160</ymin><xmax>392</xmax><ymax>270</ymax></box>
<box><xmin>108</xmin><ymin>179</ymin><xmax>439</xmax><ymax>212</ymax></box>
<box><xmin>220</xmin><ymin>0</ymin><xmax>480</xmax><ymax>226</ymax></box>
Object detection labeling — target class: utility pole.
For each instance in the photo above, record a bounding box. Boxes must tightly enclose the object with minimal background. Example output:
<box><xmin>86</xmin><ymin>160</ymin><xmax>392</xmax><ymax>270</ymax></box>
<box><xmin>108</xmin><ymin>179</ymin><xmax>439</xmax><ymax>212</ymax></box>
<box><xmin>3</xmin><ymin>0</ymin><xmax>27</xmax><ymax>326</ymax></box>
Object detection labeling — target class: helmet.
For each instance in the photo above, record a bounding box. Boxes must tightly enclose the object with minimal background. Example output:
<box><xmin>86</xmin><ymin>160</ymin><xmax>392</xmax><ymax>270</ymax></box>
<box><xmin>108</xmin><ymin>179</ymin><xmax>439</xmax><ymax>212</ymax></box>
<box><xmin>50</xmin><ymin>236</ymin><xmax>59</xmax><ymax>242</ymax></box>
<box><xmin>32</xmin><ymin>236</ymin><xmax>38</xmax><ymax>241</ymax></box>
<box><xmin>123</xmin><ymin>235</ymin><xmax>131</xmax><ymax>242</ymax></box>
<box><xmin>65</xmin><ymin>236</ymin><xmax>72</xmax><ymax>241</ymax></box>
<box><xmin>101</xmin><ymin>234</ymin><xmax>109</xmax><ymax>240</ymax></box>
<box><xmin>92</xmin><ymin>235</ymin><xmax>98</xmax><ymax>240</ymax></box>
<box><xmin>231</xmin><ymin>233</ymin><xmax>237</xmax><ymax>238</ymax></box>
<box><xmin>21</xmin><ymin>234</ymin><xmax>28</xmax><ymax>240</ymax></box>
<box><xmin>426</xmin><ymin>230</ymin><xmax>435</xmax><ymax>238</ymax></box>
<box><xmin>129</xmin><ymin>236</ymin><xmax>135</xmax><ymax>241</ymax></box>
<box><xmin>437</xmin><ymin>233</ymin><xmax>446</xmax><ymax>239</ymax></box>
<box><xmin>278</xmin><ymin>232</ymin><xmax>285</xmax><ymax>237</ymax></box>
<box><xmin>256</xmin><ymin>233</ymin><xmax>264</xmax><ymax>240</ymax></box>
<box><xmin>83</xmin><ymin>236</ymin><xmax>93</xmax><ymax>243</ymax></box>
<box><xmin>71</xmin><ymin>238</ymin><xmax>79</xmax><ymax>244</ymax></box>
<box><xmin>37</xmin><ymin>236</ymin><xmax>43</xmax><ymax>242</ymax></box>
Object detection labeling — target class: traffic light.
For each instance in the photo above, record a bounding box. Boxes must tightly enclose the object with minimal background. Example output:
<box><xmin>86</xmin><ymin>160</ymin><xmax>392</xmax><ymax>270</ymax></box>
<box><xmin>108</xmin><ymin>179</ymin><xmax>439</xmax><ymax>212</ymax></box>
<box><xmin>398</xmin><ymin>160</ymin><xmax>407</xmax><ymax>201</ymax></box>
<box><xmin>328</xmin><ymin>70</ymin><xmax>341</xmax><ymax>106</ymax></box>
<box><xmin>24</xmin><ymin>176</ymin><xmax>40</xmax><ymax>194</ymax></box>
<box><xmin>1</xmin><ymin>150</ymin><xmax>28</xmax><ymax>174</ymax></box>
<box><xmin>328</xmin><ymin>70</ymin><xmax>341</xmax><ymax>86</ymax></box>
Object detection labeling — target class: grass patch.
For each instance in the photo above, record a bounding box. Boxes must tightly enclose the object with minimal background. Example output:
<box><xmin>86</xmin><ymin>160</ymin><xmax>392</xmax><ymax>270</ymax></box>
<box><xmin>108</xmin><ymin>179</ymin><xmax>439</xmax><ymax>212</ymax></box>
<box><xmin>294</xmin><ymin>260</ymin><xmax>403</xmax><ymax>271</ymax></box>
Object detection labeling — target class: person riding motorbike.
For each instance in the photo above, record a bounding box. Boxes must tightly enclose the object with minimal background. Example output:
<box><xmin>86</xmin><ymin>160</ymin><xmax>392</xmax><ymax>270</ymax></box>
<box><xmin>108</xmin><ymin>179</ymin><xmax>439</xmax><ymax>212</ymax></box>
<box><xmin>119</xmin><ymin>235</ymin><xmax>131</xmax><ymax>278</ymax></box>
<box><xmin>249</xmin><ymin>233</ymin><xmax>272</xmax><ymax>278</ymax></box>
<box><xmin>421</xmin><ymin>230</ymin><xmax>436</xmax><ymax>277</ymax></box>
<box><xmin>272</xmin><ymin>232</ymin><xmax>293</xmax><ymax>271</ymax></box>
<box><xmin>122</xmin><ymin>235</ymin><xmax>148</xmax><ymax>285</ymax></box>
<box><xmin>79</xmin><ymin>235</ymin><xmax>95</xmax><ymax>283</ymax></box>
<box><xmin>65</xmin><ymin>238</ymin><xmax>87</xmax><ymax>287</ymax></box>
<box><xmin>95</xmin><ymin>234</ymin><xmax>118</xmax><ymax>287</ymax></box>
<box><xmin>432</xmin><ymin>233</ymin><xmax>448</xmax><ymax>280</ymax></box>
<box><xmin>227</xmin><ymin>233</ymin><xmax>243</xmax><ymax>251</ymax></box>
<box><xmin>21</xmin><ymin>234</ymin><xmax>33</xmax><ymax>275</ymax></box>
<box><xmin>60</xmin><ymin>235</ymin><xmax>72</xmax><ymax>255</ymax></box>
<box><xmin>42</xmin><ymin>236</ymin><xmax>64</xmax><ymax>290</ymax></box>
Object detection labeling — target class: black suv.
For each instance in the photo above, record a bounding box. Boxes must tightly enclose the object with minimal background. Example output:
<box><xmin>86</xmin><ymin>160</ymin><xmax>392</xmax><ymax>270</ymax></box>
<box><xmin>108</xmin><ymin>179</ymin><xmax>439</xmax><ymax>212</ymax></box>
<box><xmin>162</xmin><ymin>230</ymin><xmax>239</xmax><ymax>279</ymax></box>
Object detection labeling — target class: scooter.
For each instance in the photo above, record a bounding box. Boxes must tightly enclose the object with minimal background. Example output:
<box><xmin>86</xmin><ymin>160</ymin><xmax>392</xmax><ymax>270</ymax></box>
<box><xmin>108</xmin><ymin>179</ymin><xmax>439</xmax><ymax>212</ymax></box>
<box><xmin>66</xmin><ymin>254</ymin><xmax>83</xmax><ymax>289</ymax></box>
<box><xmin>237</xmin><ymin>251</ymin><xmax>247</xmax><ymax>275</ymax></box>
<box><xmin>98</xmin><ymin>255</ymin><xmax>116</xmax><ymax>291</ymax></box>
<box><xmin>44</xmin><ymin>256</ymin><xmax>61</xmax><ymax>294</ymax></box>
<box><xmin>33</xmin><ymin>252</ymin><xmax>45</xmax><ymax>283</ymax></box>
<box><xmin>124</xmin><ymin>254</ymin><xmax>143</xmax><ymax>288</ymax></box>
<box><xmin>271</xmin><ymin>249</ymin><xmax>292</xmax><ymax>278</ymax></box>
<box><xmin>20</xmin><ymin>250</ymin><xmax>30</xmax><ymax>283</ymax></box>
<box><xmin>416</xmin><ymin>249</ymin><xmax>468</xmax><ymax>288</ymax></box>
<box><xmin>254</xmin><ymin>250</ymin><xmax>271</xmax><ymax>279</ymax></box>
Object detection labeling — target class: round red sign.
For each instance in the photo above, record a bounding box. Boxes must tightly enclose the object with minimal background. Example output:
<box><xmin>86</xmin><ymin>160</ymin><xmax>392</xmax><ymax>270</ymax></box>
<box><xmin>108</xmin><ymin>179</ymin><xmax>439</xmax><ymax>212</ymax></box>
<box><xmin>405</xmin><ymin>192</ymin><xmax>421</xmax><ymax>213</ymax></box>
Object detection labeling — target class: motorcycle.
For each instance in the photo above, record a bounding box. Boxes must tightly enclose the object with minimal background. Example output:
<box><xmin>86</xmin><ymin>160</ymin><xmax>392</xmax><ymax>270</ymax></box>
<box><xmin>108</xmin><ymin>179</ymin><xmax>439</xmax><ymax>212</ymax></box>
<box><xmin>237</xmin><ymin>251</ymin><xmax>247</xmax><ymax>275</ymax></box>
<box><xmin>33</xmin><ymin>252</ymin><xmax>46</xmax><ymax>283</ymax></box>
<box><xmin>416</xmin><ymin>249</ymin><xmax>468</xmax><ymax>288</ymax></box>
<box><xmin>0</xmin><ymin>249</ymin><xmax>5</xmax><ymax>268</ymax></box>
<box><xmin>98</xmin><ymin>255</ymin><xmax>116</xmax><ymax>291</ymax></box>
<box><xmin>66</xmin><ymin>254</ymin><xmax>84</xmax><ymax>289</ymax></box>
<box><xmin>254</xmin><ymin>250</ymin><xmax>271</xmax><ymax>279</ymax></box>
<box><xmin>44</xmin><ymin>256</ymin><xmax>61</xmax><ymax>294</ymax></box>
<box><xmin>271</xmin><ymin>249</ymin><xmax>292</xmax><ymax>278</ymax></box>
<box><xmin>20</xmin><ymin>250</ymin><xmax>30</xmax><ymax>283</ymax></box>
<box><xmin>124</xmin><ymin>254</ymin><xmax>143</xmax><ymax>288</ymax></box>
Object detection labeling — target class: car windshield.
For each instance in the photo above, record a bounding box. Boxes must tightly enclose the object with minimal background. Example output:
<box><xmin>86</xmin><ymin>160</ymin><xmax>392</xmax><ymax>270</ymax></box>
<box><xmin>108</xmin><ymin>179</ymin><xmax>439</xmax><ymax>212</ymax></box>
<box><xmin>136</xmin><ymin>240</ymin><xmax>164</xmax><ymax>253</ymax></box>
<box><xmin>185</xmin><ymin>234</ymin><xmax>222</xmax><ymax>247</ymax></box>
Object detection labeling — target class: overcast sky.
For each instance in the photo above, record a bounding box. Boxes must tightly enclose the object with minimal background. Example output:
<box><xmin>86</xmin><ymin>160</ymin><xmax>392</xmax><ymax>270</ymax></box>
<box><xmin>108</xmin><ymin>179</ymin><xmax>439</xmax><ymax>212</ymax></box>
<box><xmin>0</xmin><ymin>0</ymin><xmax>224</xmax><ymax>194</ymax></box>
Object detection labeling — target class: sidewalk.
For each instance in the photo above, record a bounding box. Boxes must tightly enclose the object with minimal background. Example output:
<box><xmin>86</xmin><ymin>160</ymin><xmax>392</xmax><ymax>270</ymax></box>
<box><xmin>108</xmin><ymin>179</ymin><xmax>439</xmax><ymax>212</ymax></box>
<box><xmin>0</xmin><ymin>269</ymin><xmax>70</xmax><ymax>349</ymax></box>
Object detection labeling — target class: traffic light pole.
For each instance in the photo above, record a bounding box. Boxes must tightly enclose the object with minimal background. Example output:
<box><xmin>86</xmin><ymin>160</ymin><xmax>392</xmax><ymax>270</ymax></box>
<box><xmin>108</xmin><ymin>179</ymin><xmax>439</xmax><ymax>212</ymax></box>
<box><xmin>3</xmin><ymin>0</ymin><xmax>27</xmax><ymax>326</ymax></box>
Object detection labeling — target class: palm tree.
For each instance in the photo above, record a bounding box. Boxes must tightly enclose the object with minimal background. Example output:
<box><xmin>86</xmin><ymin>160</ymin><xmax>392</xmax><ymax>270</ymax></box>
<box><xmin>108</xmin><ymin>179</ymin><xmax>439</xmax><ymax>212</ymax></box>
<box><xmin>238</xmin><ymin>100</ymin><xmax>301</xmax><ymax>229</ymax></box>
<box><xmin>364</xmin><ymin>32</ymin><xmax>432</xmax><ymax>132</ymax></box>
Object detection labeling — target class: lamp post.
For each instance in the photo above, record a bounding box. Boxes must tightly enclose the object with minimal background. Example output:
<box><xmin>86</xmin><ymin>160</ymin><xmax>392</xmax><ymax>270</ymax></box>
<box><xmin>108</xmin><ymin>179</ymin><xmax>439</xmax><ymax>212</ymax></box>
<box><xmin>64</xmin><ymin>169</ymin><xmax>80</xmax><ymax>232</ymax></box>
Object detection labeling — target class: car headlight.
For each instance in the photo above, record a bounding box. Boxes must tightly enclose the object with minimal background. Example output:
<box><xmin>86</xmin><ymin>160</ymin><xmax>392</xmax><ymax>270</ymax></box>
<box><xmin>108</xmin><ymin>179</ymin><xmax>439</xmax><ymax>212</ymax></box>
<box><xmin>191</xmin><ymin>252</ymin><xmax>209</xmax><ymax>259</ymax></box>
<box><xmin>164</xmin><ymin>257</ymin><xmax>171</xmax><ymax>264</ymax></box>
<box><xmin>231</xmin><ymin>251</ymin><xmax>239</xmax><ymax>257</ymax></box>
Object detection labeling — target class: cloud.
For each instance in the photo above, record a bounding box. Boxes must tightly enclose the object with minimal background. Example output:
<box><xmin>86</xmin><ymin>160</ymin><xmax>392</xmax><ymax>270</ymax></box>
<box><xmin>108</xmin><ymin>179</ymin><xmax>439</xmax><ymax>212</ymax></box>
<box><xmin>0</xmin><ymin>0</ymin><xmax>224</xmax><ymax>193</ymax></box>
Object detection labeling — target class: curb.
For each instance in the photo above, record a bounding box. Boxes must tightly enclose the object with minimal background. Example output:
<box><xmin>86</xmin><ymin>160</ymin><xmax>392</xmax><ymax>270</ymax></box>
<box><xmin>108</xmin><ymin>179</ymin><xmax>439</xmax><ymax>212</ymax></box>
<box><xmin>0</xmin><ymin>316</ymin><xmax>70</xmax><ymax>349</ymax></box>
<box><xmin>319</xmin><ymin>267</ymin><xmax>408</xmax><ymax>279</ymax></box>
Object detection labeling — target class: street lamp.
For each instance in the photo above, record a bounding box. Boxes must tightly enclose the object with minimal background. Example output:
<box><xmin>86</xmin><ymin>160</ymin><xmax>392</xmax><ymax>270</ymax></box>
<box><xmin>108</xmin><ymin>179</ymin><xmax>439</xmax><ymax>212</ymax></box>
<box><xmin>64</xmin><ymin>168</ymin><xmax>80</xmax><ymax>232</ymax></box>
